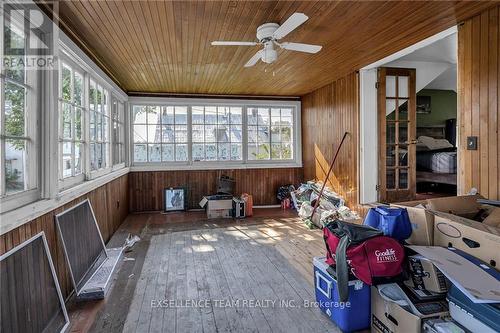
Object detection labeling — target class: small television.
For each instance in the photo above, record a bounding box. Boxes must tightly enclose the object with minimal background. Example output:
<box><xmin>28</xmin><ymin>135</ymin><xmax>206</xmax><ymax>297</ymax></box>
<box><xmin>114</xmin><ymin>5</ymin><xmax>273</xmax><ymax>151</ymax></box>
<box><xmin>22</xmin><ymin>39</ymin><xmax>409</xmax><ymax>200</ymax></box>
<box><xmin>55</xmin><ymin>199</ymin><xmax>107</xmax><ymax>295</ymax></box>
<box><xmin>0</xmin><ymin>232</ymin><xmax>69</xmax><ymax>332</ymax></box>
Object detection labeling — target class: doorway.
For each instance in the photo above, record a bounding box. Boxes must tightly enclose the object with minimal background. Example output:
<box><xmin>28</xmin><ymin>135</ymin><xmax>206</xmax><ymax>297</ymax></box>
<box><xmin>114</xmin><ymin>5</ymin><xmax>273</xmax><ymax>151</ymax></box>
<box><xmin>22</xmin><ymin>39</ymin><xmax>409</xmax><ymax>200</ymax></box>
<box><xmin>359</xmin><ymin>27</ymin><xmax>458</xmax><ymax>204</ymax></box>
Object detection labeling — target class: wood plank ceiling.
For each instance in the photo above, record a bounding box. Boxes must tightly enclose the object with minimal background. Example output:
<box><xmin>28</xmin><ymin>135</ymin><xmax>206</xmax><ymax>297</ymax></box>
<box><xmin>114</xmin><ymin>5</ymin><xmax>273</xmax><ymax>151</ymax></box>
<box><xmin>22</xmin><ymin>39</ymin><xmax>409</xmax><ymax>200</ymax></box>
<box><xmin>46</xmin><ymin>1</ymin><xmax>496</xmax><ymax>96</ymax></box>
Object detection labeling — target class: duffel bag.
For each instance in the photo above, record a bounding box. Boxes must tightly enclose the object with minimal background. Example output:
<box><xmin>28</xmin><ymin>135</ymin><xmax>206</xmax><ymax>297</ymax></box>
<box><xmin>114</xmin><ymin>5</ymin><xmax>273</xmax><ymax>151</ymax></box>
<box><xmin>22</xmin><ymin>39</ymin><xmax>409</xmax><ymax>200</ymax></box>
<box><xmin>323</xmin><ymin>219</ymin><xmax>405</xmax><ymax>302</ymax></box>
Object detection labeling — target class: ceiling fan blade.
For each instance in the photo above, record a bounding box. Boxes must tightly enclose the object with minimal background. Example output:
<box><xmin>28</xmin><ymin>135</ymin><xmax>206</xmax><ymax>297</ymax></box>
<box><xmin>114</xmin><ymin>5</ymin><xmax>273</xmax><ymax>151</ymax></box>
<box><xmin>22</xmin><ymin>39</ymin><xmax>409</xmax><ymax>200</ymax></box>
<box><xmin>273</xmin><ymin>13</ymin><xmax>308</xmax><ymax>40</ymax></box>
<box><xmin>211</xmin><ymin>41</ymin><xmax>257</xmax><ymax>46</ymax></box>
<box><xmin>244</xmin><ymin>50</ymin><xmax>262</xmax><ymax>67</ymax></box>
<box><xmin>280</xmin><ymin>42</ymin><xmax>322</xmax><ymax>54</ymax></box>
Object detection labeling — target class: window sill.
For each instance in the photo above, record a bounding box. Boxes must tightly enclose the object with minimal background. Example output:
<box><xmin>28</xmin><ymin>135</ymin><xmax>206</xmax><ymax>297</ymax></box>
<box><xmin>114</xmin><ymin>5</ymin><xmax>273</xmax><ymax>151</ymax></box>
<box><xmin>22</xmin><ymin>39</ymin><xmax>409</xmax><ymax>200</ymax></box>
<box><xmin>0</xmin><ymin>167</ymin><xmax>129</xmax><ymax>236</ymax></box>
<box><xmin>129</xmin><ymin>161</ymin><xmax>302</xmax><ymax>172</ymax></box>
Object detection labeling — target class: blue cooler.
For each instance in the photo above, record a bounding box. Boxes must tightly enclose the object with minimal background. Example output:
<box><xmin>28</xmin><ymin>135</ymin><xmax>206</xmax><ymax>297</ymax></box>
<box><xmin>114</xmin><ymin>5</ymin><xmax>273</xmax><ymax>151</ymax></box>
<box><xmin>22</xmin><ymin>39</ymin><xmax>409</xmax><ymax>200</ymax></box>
<box><xmin>313</xmin><ymin>256</ymin><xmax>370</xmax><ymax>332</ymax></box>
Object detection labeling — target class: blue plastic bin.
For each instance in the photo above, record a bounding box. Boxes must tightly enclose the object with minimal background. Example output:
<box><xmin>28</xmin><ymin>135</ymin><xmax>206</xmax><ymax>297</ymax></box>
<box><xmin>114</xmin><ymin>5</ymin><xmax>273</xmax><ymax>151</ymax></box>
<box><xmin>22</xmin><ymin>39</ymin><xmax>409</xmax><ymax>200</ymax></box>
<box><xmin>313</xmin><ymin>256</ymin><xmax>371</xmax><ymax>332</ymax></box>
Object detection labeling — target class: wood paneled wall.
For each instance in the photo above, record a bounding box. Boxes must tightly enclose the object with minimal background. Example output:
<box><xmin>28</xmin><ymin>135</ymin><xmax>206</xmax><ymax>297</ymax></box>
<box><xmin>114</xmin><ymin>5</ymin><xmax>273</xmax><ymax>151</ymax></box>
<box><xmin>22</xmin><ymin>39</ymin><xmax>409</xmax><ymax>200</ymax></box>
<box><xmin>129</xmin><ymin>168</ymin><xmax>303</xmax><ymax>211</ymax></box>
<box><xmin>301</xmin><ymin>73</ymin><xmax>359</xmax><ymax>209</ymax></box>
<box><xmin>458</xmin><ymin>5</ymin><xmax>500</xmax><ymax>200</ymax></box>
<box><xmin>0</xmin><ymin>174</ymin><xmax>129</xmax><ymax>299</ymax></box>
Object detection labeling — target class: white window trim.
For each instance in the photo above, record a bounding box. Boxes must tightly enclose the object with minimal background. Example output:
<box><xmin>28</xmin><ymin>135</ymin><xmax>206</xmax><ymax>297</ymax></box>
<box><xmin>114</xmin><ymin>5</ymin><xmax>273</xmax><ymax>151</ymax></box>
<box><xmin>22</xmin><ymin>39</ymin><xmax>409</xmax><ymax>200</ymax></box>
<box><xmin>111</xmin><ymin>96</ymin><xmax>126</xmax><ymax>168</ymax></box>
<box><xmin>56</xmin><ymin>43</ymin><xmax>128</xmax><ymax>189</ymax></box>
<box><xmin>0</xmin><ymin>13</ymin><xmax>42</xmax><ymax>212</ymax></box>
<box><xmin>128</xmin><ymin>97</ymin><xmax>302</xmax><ymax>171</ymax></box>
<box><xmin>0</xmin><ymin>9</ymin><xmax>129</xmax><ymax>219</ymax></box>
<box><xmin>58</xmin><ymin>55</ymin><xmax>86</xmax><ymax>187</ymax></box>
<box><xmin>88</xmin><ymin>80</ymin><xmax>110</xmax><ymax>174</ymax></box>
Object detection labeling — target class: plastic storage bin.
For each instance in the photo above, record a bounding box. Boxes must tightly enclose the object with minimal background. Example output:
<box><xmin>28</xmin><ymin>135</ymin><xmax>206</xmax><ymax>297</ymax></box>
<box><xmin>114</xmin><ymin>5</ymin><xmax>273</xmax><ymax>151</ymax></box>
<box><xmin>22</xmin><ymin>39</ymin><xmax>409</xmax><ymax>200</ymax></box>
<box><xmin>313</xmin><ymin>256</ymin><xmax>370</xmax><ymax>332</ymax></box>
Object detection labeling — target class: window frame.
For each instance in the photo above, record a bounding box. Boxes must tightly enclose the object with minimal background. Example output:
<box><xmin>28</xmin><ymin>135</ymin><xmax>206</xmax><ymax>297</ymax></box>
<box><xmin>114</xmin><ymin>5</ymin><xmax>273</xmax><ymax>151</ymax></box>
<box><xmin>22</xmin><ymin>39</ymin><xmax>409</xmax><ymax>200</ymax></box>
<box><xmin>57</xmin><ymin>45</ymin><xmax>128</xmax><ymax>190</ymax></box>
<box><xmin>88</xmin><ymin>79</ymin><xmax>111</xmax><ymax>177</ymax></box>
<box><xmin>0</xmin><ymin>15</ymin><xmax>41</xmax><ymax>212</ymax></box>
<box><xmin>191</xmin><ymin>105</ymin><xmax>244</xmax><ymax>163</ymax></box>
<box><xmin>129</xmin><ymin>97</ymin><xmax>301</xmax><ymax>171</ymax></box>
<box><xmin>57</xmin><ymin>56</ymin><xmax>86</xmax><ymax>189</ymax></box>
<box><xmin>131</xmin><ymin>105</ymin><xmax>190</xmax><ymax>164</ymax></box>
<box><xmin>111</xmin><ymin>96</ymin><xmax>126</xmax><ymax>169</ymax></box>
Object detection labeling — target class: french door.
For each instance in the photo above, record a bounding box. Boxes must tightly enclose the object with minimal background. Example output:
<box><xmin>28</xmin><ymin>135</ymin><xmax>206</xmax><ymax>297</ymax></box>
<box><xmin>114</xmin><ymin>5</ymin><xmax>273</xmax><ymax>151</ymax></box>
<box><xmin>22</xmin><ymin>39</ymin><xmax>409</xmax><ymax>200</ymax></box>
<box><xmin>377</xmin><ymin>68</ymin><xmax>417</xmax><ymax>202</ymax></box>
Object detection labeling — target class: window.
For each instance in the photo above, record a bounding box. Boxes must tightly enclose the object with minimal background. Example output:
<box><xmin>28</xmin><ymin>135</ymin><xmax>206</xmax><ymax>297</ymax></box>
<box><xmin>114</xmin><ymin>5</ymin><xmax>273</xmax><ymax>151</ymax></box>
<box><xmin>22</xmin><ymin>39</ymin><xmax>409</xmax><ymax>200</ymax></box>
<box><xmin>130</xmin><ymin>100</ymin><xmax>300</xmax><ymax>168</ymax></box>
<box><xmin>58</xmin><ymin>48</ymin><xmax>128</xmax><ymax>191</ymax></box>
<box><xmin>89</xmin><ymin>80</ymin><xmax>110</xmax><ymax>171</ymax></box>
<box><xmin>132</xmin><ymin>105</ymin><xmax>188</xmax><ymax>162</ymax></box>
<box><xmin>1</xmin><ymin>23</ymin><xmax>38</xmax><ymax>201</ymax></box>
<box><xmin>112</xmin><ymin>98</ymin><xmax>125</xmax><ymax>165</ymax></box>
<box><xmin>247</xmin><ymin>107</ymin><xmax>293</xmax><ymax>160</ymax></box>
<box><xmin>192</xmin><ymin>106</ymin><xmax>242</xmax><ymax>161</ymax></box>
<box><xmin>59</xmin><ymin>61</ymin><xmax>84</xmax><ymax>180</ymax></box>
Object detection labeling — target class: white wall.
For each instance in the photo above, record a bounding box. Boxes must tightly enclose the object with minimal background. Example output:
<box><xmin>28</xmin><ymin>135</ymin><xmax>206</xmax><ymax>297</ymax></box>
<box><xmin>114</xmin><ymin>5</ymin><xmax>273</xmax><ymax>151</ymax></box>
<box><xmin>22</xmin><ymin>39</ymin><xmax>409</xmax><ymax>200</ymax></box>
<box><xmin>359</xmin><ymin>69</ymin><xmax>379</xmax><ymax>203</ymax></box>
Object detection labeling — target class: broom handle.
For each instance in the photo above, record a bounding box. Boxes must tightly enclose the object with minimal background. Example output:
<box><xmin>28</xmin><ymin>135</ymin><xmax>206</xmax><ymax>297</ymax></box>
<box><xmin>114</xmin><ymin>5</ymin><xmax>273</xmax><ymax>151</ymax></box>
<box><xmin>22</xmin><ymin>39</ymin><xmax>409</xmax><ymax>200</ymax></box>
<box><xmin>310</xmin><ymin>131</ymin><xmax>349</xmax><ymax>219</ymax></box>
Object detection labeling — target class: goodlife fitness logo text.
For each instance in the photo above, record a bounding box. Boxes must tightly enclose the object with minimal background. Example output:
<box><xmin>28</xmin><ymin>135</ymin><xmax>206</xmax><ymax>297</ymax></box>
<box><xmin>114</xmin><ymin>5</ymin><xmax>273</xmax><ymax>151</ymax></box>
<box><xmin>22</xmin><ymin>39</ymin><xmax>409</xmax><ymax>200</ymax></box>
<box><xmin>375</xmin><ymin>248</ymin><xmax>398</xmax><ymax>263</ymax></box>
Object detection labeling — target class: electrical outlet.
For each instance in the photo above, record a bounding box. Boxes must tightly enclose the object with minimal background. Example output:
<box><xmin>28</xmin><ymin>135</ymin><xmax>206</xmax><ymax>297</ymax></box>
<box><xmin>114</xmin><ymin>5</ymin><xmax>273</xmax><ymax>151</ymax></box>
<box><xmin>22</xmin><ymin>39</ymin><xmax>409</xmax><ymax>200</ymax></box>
<box><xmin>467</xmin><ymin>136</ymin><xmax>478</xmax><ymax>150</ymax></box>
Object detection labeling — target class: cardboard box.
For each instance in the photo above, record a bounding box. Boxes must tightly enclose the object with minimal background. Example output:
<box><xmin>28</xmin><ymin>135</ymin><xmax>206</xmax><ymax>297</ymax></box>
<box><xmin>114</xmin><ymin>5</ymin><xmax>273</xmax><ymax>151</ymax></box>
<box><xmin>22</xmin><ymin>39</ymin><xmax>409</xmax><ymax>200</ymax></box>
<box><xmin>404</xmin><ymin>255</ymin><xmax>448</xmax><ymax>294</ymax></box>
<box><xmin>483</xmin><ymin>207</ymin><xmax>500</xmax><ymax>227</ymax></box>
<box><xmin>392</xmin><ymin>200</ymin><xmax>434</xmax><ymax>246</ymax></box>
<box><xmin>199</xmin><ymin>195</ymin><xmax>233</xmax><ymax>219</ymax></box>
<box><xmin>433</xmin><ymin>211</ymin><xmax>500</xmax><ymax>267</ymax></box>
<box><xmin>371</xmin><ymin>286</ymin><xmax>449</xmax><ymax>333</ymax></box>
<box><xmin>408</xmin><ymin>245</ymin><xmax>500</xmax><ymax>303</ymax></box>
<box><xmin>426</xmin><ymin>194</ymin><xmax>484</xmax><ymax>219</ymax></box>
<box><xmin>392</xmin><ymin>195</ymin><xmax>491</xmax><ymax>246</ymax></box>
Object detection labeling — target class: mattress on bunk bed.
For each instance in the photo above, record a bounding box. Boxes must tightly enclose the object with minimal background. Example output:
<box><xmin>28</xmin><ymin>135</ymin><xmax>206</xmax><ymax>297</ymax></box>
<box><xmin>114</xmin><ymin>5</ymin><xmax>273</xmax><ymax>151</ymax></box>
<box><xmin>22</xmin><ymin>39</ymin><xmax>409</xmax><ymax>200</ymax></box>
<box><xmin>417</xmin><ymin>150</ymin><xmax>457</xmax><ymax>174</ymax></box>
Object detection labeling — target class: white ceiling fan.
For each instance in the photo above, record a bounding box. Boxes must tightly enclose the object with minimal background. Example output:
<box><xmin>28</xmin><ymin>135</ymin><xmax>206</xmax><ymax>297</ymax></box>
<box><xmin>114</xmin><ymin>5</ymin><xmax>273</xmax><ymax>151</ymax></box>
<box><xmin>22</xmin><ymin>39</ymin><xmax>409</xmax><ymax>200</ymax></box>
<box><xmin>211</xmin><ymin>12</ymin><xmax>322</xmax><ymax>67</ymax></box>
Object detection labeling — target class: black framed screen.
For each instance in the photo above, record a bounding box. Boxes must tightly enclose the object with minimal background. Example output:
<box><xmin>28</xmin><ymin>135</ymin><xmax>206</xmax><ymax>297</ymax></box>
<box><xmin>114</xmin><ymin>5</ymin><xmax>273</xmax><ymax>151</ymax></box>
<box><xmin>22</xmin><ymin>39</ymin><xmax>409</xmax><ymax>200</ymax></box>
<box><xmin>0</xmin><ymin>233</ymin><xmax>68</xmax><ymax>333</ymax></box>
<box><xmin>55</xmin><ymin>200</ymin><xmax>107</xmax><ymax>292</ymax></box>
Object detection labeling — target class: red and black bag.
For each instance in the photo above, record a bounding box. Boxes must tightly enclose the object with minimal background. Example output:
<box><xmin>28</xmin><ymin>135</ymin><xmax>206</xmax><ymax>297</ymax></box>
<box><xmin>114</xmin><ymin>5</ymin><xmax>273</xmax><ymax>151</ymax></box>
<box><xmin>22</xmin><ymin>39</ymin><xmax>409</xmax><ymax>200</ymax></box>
<box><xmin>323</xmin><ymin>219</ymin><xmax>405</xmax><ymax>302</ymax></box>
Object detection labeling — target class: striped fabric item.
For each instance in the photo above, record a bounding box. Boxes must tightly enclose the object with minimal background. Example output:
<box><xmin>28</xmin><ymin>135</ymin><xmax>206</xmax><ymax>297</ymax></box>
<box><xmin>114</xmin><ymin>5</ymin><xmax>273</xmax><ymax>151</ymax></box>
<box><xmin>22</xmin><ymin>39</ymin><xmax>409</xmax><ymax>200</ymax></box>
<box><xmin>430</xmin><ymin>151</ymin><xmax>457</xmax><ymax>173</ymax></box>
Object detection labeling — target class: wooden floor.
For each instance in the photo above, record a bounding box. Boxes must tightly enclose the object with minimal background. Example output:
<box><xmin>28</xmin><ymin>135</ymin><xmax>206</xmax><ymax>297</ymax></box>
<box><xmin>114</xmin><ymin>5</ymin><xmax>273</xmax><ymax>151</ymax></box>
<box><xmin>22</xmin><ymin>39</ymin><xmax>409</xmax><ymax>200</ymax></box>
<box><xmin>66</xmin><ymin>209</ymin><xmax>341</xmax><ymax>333</ymax></box>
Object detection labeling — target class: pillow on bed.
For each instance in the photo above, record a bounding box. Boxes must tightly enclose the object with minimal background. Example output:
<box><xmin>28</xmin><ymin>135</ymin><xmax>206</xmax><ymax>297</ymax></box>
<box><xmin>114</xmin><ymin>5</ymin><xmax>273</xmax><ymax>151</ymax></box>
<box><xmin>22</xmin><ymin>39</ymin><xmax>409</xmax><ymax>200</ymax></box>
<box><xmin>418</xmin><ymin>136</ymin><xmax>454</xmax><ymax>150</ymax></box>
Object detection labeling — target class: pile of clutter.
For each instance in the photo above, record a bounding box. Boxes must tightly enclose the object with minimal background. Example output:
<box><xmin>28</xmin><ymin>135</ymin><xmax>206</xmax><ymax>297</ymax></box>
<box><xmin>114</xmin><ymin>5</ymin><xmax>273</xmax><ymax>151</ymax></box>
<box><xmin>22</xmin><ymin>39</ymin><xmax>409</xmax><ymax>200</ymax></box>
<box><xmin>288</xmin><ymin>180</ymin><xmax>360</xmax><ymax>228</ymax></box>
<box><xmin>312</xmin><ymin>194</ymin><xmax>500</xmax><ymax>333</ymax></box>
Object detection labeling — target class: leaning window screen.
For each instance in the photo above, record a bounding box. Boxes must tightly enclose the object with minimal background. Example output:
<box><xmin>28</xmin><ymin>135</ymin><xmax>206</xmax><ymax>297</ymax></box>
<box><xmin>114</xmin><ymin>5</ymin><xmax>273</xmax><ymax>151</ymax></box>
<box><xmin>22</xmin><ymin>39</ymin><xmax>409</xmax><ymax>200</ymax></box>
<box><xmin>55</xmin><ymin>200</ymin><xmax>107</xmax><ymax>291</ymax></box>
<box><xmin>0</xmin><ymin>234</ymin><xmax>68</xmax><ymax>333</ymax></box>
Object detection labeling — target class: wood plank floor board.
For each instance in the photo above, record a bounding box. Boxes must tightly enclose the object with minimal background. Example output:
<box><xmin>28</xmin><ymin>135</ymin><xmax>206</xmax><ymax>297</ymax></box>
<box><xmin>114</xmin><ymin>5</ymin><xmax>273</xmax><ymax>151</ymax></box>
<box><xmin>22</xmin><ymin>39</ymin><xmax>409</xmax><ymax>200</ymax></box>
<box><xmin>237</xmin><ymin>224</ymin><xmax>320</xmax><ymax>286</ymax></box>
<box><xmin>199</xmin><ymin>229</ymin><xmax>273</xmax><ymax>333</ymax></box>
<box><xmin>211</xmin><ymin>229</ymin><xmax>261</xmax><ymax>332</ymax></box>
<box><xmin>196</xmin><ymin>231</ymin><xmax>235</xmax><ymax>333</ymax></box>
<box><xmin>233</xmin><ymin>226</ymin><xmax>335</xmax><ymax>330</ymax></box>
<box><xmin>68</xmin><ymin>210</ymin><xmax>344</xmax><ymax>333</ymax></box>
<box><xmin>182</xmin><ymin>231</ymin><xmax>205</xmax><ymax>333</ymax></box>
<box><xmin>190</xmin><ymin>231</ymin><xmax>218</xmax><ymax>333</ymax></box>
<box><xmin>215</xmin><ymin>228</ymin><xmax>287</xmax><ymax>333</ymax></box>
<box><xmin>161</xmin><ymin>233</ymin><xmax>181</xmax><ymax>333</ymax></box>
<box><xmin>122</xmin><ymin>231</ymin><xmax>162</xmax><ymax>333</ymax></box>
<box><xmin>208</xmin><ymin>232</ymin><xmax>245</xmax><ymax>333</ymax></box>
<box><xmin>229</xmin><ymin>227</ymin><xmax>335</xmax><ymax>332</ymax></box>
<box><xmin>149</xmin><ymin>233</ymin><xmax>173</xmax><ymax>333</ymax></box>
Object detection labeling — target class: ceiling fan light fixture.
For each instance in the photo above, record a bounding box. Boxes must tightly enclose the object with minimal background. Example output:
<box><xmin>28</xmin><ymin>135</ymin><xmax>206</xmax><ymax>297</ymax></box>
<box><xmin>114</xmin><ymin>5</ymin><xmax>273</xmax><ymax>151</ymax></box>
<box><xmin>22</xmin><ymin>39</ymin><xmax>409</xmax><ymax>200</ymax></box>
<box><xmin>261</xmin><ymin>42</ymin><xmax>277</xmax><ymax>64</ymax></box>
